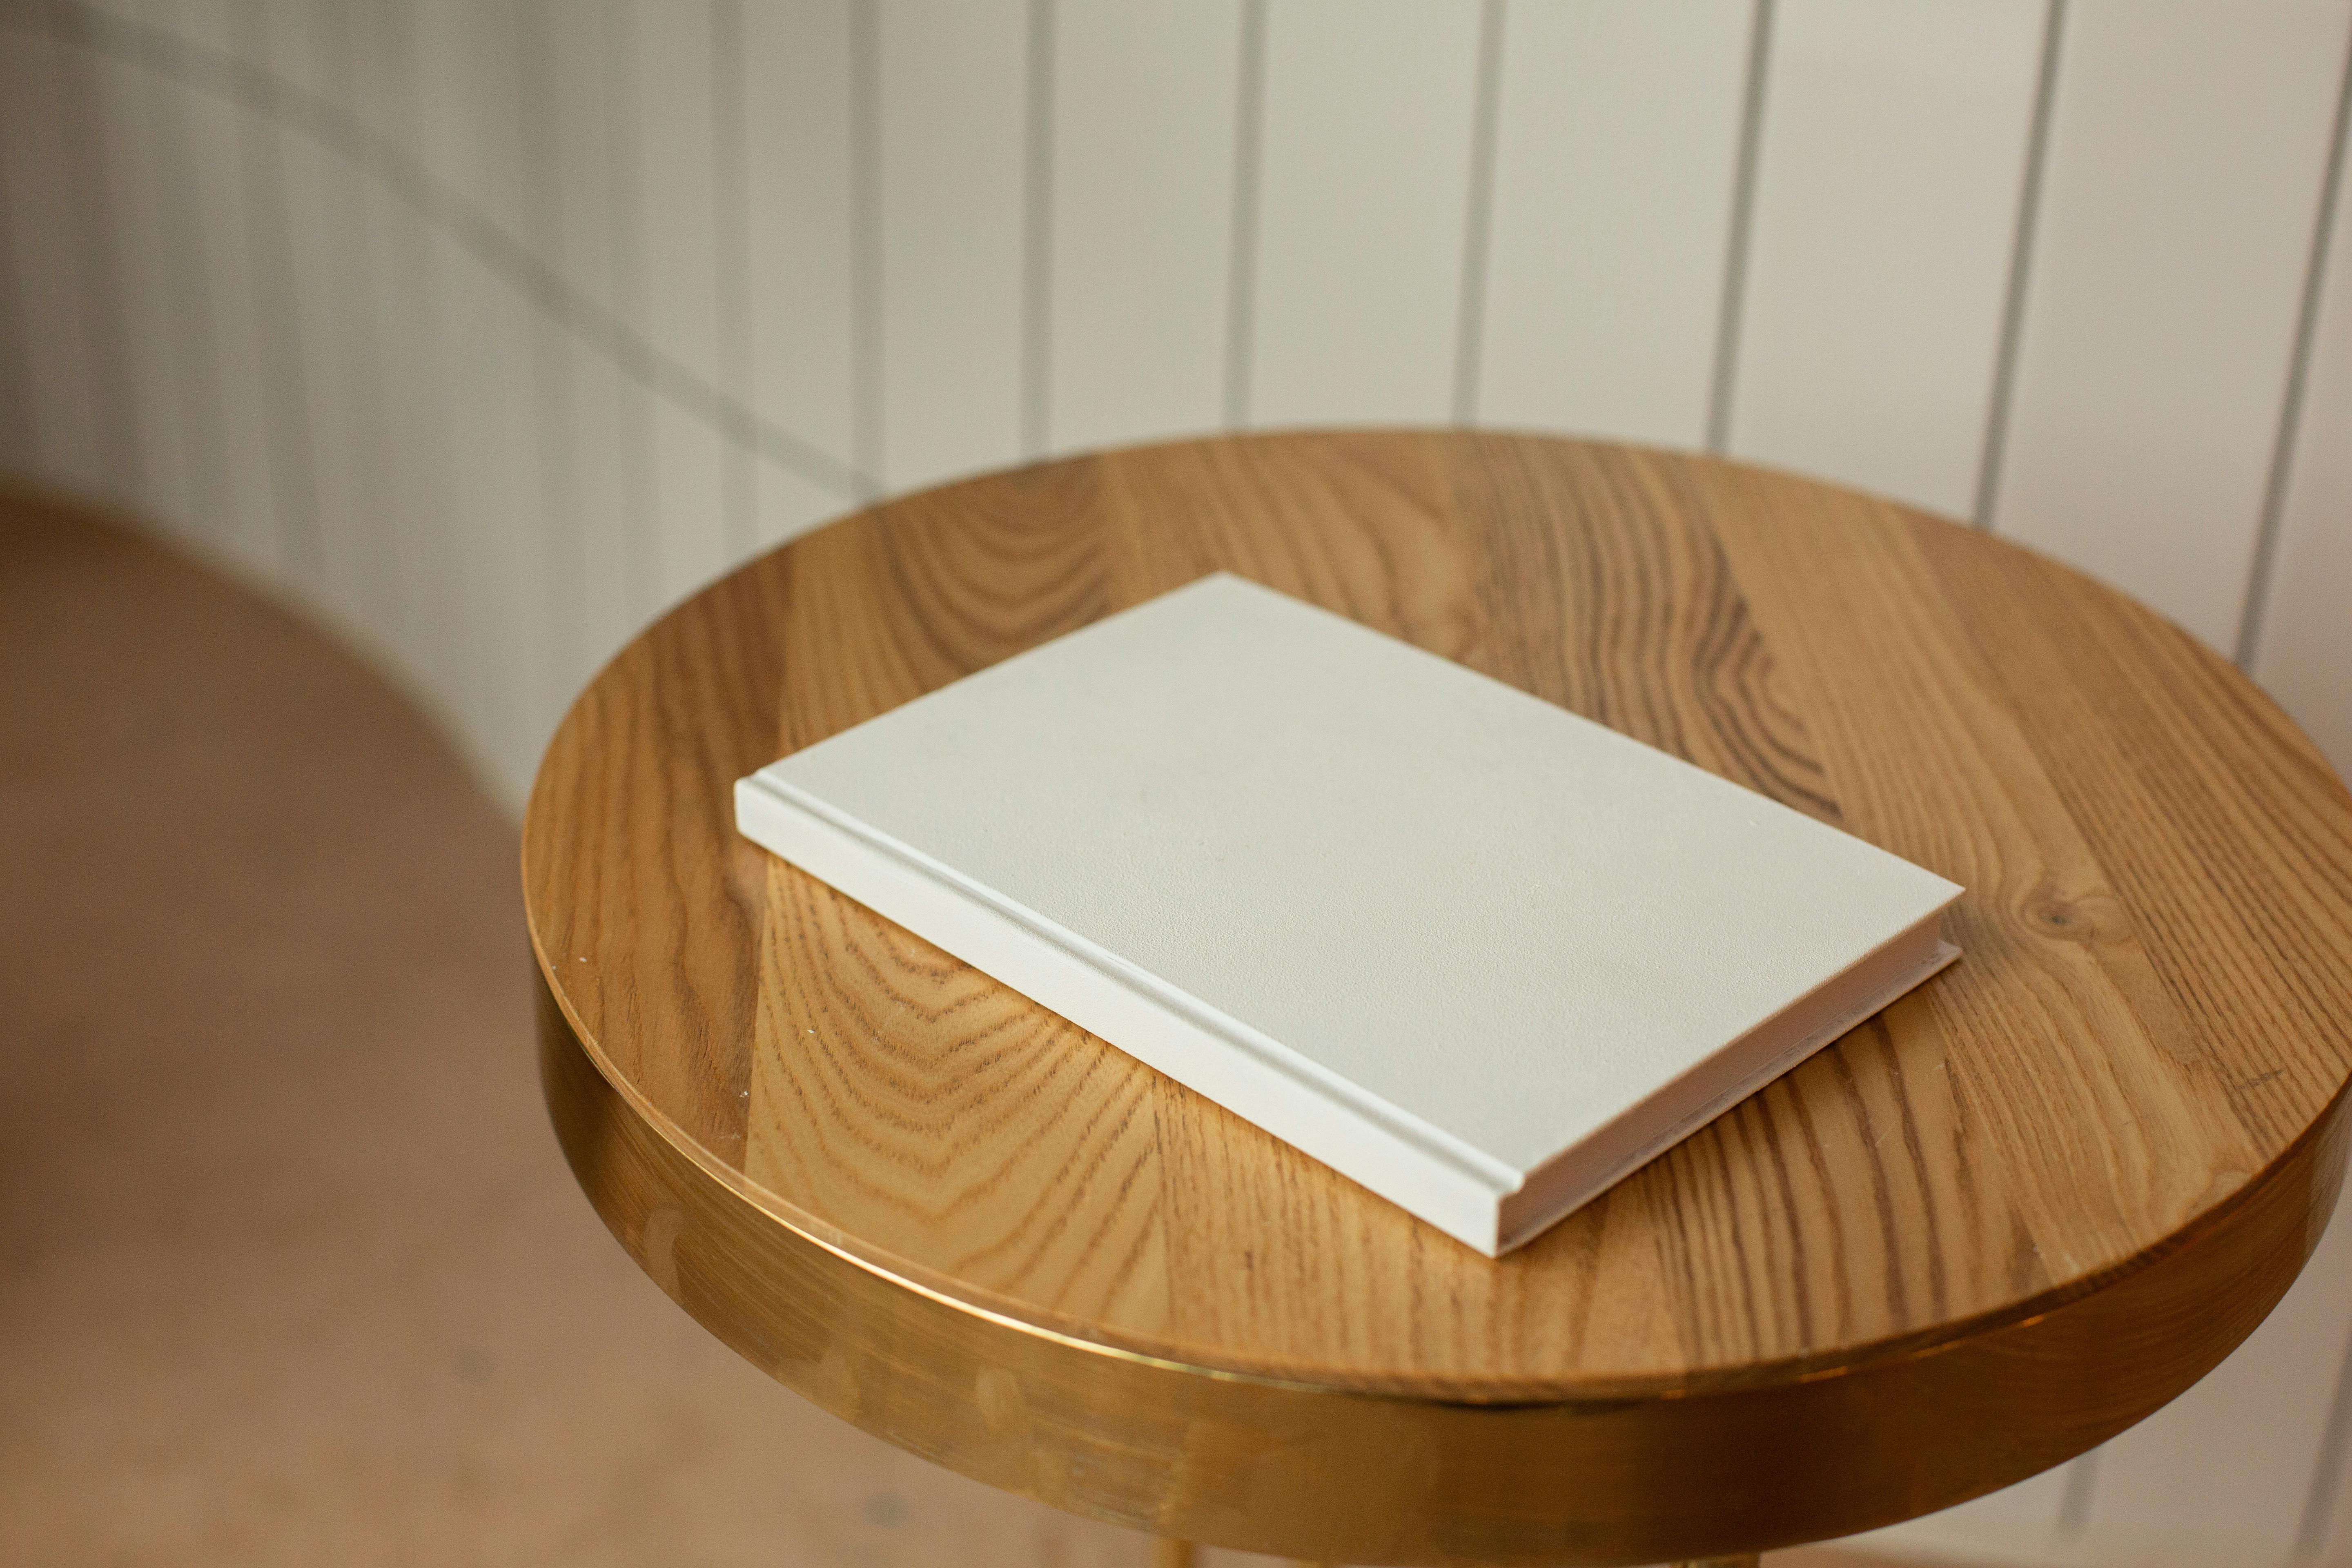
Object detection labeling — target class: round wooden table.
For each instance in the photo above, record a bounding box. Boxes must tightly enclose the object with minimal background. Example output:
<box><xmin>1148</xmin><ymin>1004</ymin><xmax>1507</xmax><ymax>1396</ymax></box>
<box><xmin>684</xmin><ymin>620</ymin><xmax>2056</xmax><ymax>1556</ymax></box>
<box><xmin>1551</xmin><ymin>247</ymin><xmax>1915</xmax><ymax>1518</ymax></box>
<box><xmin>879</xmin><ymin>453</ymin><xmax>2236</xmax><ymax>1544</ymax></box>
<box><xmin>524</xmin><ymin>432</ymin><xmax>2352</xmax><ymax>1566</ymax></box>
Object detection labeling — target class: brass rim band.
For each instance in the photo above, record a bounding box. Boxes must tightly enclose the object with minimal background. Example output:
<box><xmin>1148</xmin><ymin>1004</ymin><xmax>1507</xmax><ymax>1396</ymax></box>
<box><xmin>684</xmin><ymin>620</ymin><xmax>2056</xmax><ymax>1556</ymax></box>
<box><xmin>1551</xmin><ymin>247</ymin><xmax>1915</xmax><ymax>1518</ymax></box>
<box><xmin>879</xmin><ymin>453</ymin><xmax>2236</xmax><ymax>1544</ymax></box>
<box><xmin>539</xmin><ymin>976</ymin><xmax>2348</xmax><ymax>1565</ymax></box>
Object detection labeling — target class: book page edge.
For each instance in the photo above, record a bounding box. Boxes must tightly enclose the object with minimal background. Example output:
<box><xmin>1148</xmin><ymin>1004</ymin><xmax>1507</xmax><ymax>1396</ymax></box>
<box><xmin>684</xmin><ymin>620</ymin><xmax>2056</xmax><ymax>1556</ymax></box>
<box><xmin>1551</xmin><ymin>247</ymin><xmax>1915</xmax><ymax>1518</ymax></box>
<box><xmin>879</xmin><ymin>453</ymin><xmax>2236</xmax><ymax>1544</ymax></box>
<box><xmin>1494</xmin><ymin>926</ymin><xmax>1964</xmax><ymax>1254</ymax></box>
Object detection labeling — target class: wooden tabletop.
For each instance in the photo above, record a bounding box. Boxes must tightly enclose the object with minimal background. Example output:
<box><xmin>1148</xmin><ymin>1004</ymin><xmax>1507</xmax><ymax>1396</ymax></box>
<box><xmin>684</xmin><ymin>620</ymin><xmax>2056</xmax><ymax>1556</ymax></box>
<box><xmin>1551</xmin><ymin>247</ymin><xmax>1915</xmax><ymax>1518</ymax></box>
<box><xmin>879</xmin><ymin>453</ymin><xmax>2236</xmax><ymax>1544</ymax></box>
<box><xmin>524</xmin><ymin>432</ymin><xmax>2352</xmax><ymax>1565</ymax></box>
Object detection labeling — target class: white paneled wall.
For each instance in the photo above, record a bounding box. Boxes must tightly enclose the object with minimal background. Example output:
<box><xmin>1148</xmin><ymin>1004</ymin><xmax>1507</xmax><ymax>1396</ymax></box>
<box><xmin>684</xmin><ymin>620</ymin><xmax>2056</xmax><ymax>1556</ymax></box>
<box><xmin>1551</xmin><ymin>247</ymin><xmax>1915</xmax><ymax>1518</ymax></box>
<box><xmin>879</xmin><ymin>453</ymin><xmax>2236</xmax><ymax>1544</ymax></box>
<box><xmin>877</xmin><ymin>0</ymin><xmax>1026</xmax><ymax>490</ymax></box>
<box><xmin>1474</xmin><ymin>0</ymin><xmax>1753</xmax><ymax>445</ymax></box>
<box><xmin>1723</xmin><ymin>0</ymin><xmax>2047</xmax><ymax>517</ymax></box>
<box><xmin>1</xmin><ymin>3</ymin><xmax>2348</xmax><ymax>1564</ymax></box>
<box><xmin>2257</xmin><ymin>51</ymin><xmax>2352</xmax><ymax>780</ymax></box>
<box><xmin>1247</xmin><ymin>0</ymin><xmax>1483</xmax><ymax>427</ymax></box>
<box><xmin>1990</xmin><ymin>0</ymin><xmax>2351</xmax><ymax>655</ymax></box>
<box><xmin>742</xmin><ymin>0</ymin><xmax>860</xmax><ymax>520</ymax></box>
<box><xmin>1048</xmin><ymin>0</ymin><xmax>1241</xmax><ymax>454</ymax></box>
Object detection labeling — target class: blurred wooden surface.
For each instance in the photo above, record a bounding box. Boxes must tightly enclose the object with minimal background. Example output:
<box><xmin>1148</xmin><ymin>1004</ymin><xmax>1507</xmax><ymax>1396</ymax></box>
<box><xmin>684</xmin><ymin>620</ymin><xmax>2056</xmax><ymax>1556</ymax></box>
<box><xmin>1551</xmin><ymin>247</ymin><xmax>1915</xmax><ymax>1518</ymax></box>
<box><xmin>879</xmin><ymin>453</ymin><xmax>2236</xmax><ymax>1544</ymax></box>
<box><xmin>523</xmin><ymin>432</ymin><xmax>2352</xmax><ymax>1562</ymax></box>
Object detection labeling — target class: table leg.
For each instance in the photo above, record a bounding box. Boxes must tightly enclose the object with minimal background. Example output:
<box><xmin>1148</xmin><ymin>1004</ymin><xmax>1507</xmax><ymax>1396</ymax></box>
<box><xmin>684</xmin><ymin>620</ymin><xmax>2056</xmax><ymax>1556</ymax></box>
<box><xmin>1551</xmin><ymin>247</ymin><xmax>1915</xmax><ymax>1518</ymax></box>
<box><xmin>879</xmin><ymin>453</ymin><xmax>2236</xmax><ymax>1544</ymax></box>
<box><xmin>1151</xmin><ymin>1539</ymin><xmax>1197</xmax><ymax>1568</ymax></box>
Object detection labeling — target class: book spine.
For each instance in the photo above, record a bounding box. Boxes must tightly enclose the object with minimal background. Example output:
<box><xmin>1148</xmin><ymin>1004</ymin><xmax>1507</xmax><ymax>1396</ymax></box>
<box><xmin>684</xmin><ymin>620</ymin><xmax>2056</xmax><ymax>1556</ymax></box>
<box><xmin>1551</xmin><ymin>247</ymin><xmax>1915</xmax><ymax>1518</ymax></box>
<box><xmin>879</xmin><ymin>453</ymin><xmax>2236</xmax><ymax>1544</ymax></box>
<box><xmin>734</xmin><ymin>772</ymin><xmax>1519</xmax><ymax>1254</ymax></box>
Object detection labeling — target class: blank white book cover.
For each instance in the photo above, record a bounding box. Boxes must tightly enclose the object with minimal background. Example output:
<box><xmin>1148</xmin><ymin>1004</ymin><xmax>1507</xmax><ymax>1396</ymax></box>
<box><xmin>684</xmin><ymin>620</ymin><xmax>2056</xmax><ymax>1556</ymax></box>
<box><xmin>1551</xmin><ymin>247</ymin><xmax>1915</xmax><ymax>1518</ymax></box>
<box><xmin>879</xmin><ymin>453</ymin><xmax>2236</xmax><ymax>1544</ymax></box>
<box><xmin>736</xmin><ymin>573</ymin><xmax>1962</xmax><ymax>1255</ymax></box>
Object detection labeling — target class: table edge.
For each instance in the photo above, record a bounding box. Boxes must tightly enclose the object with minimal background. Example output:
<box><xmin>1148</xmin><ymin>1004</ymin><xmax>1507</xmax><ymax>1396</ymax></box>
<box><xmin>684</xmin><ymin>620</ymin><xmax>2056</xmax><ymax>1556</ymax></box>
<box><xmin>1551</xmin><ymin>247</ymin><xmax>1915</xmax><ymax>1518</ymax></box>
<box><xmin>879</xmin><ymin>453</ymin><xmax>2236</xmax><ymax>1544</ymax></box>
<box><xmin>537</xmin><ymin>973</ymin><xmax>2351</xmax><ymax>1561</ymax></box>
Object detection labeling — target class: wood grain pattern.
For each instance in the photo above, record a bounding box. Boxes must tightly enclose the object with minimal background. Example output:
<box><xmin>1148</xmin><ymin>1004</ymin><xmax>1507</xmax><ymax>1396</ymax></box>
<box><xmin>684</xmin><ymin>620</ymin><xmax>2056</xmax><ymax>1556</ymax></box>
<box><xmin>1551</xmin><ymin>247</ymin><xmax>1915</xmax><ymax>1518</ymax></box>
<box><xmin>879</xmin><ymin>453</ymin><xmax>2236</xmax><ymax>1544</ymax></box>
<box><xmin>524</xmin><ymin>433</ymin><xmax>2352</xmax><ymax>1558</ymax></box>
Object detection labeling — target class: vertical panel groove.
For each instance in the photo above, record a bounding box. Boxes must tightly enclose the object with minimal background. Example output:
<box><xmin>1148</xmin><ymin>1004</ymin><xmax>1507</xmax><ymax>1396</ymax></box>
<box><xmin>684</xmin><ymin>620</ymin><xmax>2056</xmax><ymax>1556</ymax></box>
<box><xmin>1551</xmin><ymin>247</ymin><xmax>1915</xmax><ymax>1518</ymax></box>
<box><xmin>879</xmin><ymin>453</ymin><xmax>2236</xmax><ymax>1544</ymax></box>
<box><xmin>1704</xmin><ymin>0</ymin><xmax>1773</xmax><ymax>455</ymax></box>
<box><xmin>712</xmin><ymin>0</ymin><xmax>756</xmax><ymax>556</ymax></box>
<box><xmin>1986</xmin><ymin>2</ymin><xmax>2348</xmax><ymax>650</ymax></box>
<box><xmin>604</xmin><ymin>0</ymin><xmax>661</xmax><ymax>615</ymax></box>
<box><xmin>1450</xmin><ymin>0</ymin><xmax>1505</xmax><ymax>427</ymax></box>
<box><xmin>849</xmin><ymin>0</ymin><xmax>882</xmax><ymax>494</ymax></box>
<box><xmin>1222</xmin><ymin>0</ymin><xmax>1267</xmax><ymax>430</ymax></box>
<box><xmin>138</xmin><ymin>5</ymin><xmax>232</xmax><ymax>552</ymax></box>
<box><xmin>57</xmin><ymin>40</ymin><xmax>142</xmax><ymax>499</ymax></box>
<box><xmin>228</xmin><ymin>2</ymin><xmax>321</xmax><ymax>576</ymax></box>
<box><xmin>1446</xmin><ymin>1</ymin><xmax>1754</xmax><ymax>448</ymax></box>
<box><xmin>1021</xmin><ymin>0</ymin><xmax>1054</xmax><ymax>460</ymax></box>
<box><xmin>318</xmin><ymin>0</ymin><xmax>402</xmax><ymax>646</ymax></box>
<box><xmin>521</xmin><ymin>0</ymin><xmax>580</xmax><ymax>697</ymax></box>
<box><xmin>2234</xmin><ymin>12</ymin><xmax>2352</xmax><ymax>672</ymax></box>
<box><xmin>0</xmin><ymin>27</ymin><xmax>91</xmax><ymax>482</ymax></box>
<box><xmin>377</xmin><ymin>0</ymin><xmax>479</xmax><ymax>736</ymax></box>
<box><xmin>1047</xmin><ymin>2</ymin><xmax>1244</xmax><ymax>454</ymax></box>
<box><xmin>1973</xmin><ymin>0</ymin><xmax>2067</xmax><ymax>532</ymax></box>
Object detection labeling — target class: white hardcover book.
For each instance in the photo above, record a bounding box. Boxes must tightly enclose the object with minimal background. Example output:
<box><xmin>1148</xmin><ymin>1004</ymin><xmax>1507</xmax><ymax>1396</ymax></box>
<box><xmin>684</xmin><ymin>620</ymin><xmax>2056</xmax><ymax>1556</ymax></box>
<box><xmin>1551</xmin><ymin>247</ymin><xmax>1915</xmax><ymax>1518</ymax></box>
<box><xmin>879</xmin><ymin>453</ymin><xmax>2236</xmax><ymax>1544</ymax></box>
<box><xmin>736</xmin><ymin>573</ymin><xmax>1961</xmax><ymax>1255</ymax></box>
